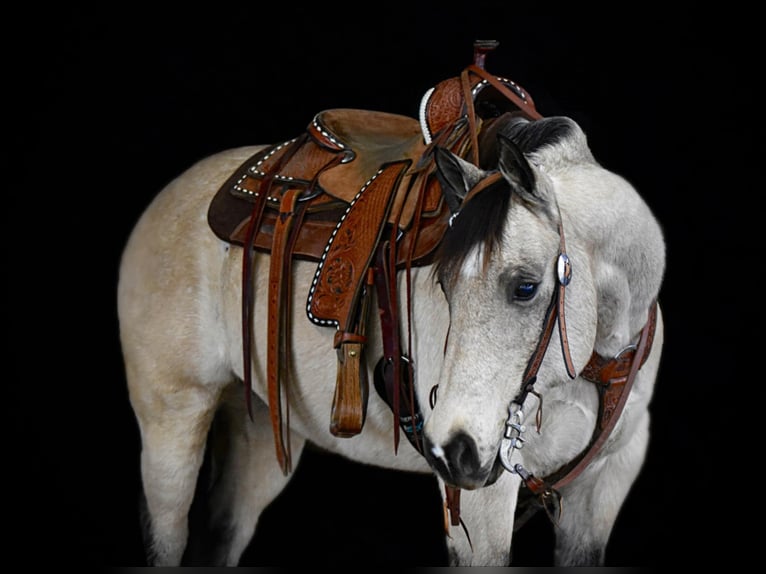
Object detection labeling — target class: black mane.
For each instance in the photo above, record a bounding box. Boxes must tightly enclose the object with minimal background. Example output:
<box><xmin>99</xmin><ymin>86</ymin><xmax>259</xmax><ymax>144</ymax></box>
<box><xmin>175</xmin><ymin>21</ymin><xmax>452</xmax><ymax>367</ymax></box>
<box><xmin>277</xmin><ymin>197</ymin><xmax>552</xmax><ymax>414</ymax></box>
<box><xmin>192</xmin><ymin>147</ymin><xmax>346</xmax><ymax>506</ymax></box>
<box><xmin>434</xmin><ymin>114</ymin><xmax>573</xmax><ymax>288</ymax></box>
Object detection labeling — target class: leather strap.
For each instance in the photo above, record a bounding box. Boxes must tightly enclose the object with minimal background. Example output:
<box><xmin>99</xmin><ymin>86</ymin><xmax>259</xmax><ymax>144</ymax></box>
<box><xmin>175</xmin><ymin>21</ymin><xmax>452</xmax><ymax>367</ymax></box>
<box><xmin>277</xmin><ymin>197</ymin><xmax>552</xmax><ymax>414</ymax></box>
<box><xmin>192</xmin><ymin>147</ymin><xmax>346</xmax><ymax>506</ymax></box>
<box><xmin>461</xmin><ymin>68</ymin><xmax>482</xmax><ymax>167</ymax></box>
<box><xmin>514</xmin><ymin>301</ymin><xmax>658</xmax><ymax>529</ymax></box>
<box><xmin>519</xmin><ymin>224</ymin><xmax>576</xmax><ymax>391</ymax></box>
<box><xmin>373</xmin><ymin>238</ymin><xmax>406</xmax><ymax>452</ymax></box>
<box><xmin>444</xmin><ymin>484</ymin><xmax>462</xmax><ymax>527</ymax></box>
<box><xmin>241</xmin><ymin>190</ymin><xmax>269</xmax><ymax>419</ymax></box>
<box><xmin>550</xmin><ymin>300</ymin><xmax>658</xmax><ymax>490</ymax></box>
<box><xmin>465</xmin><ymin>64</ymin><xmax>543</xmax><ymax>121</ymax></box>
<box><xmin>555</xmin><ymin>227</ymin><xmax>576</xmax><ymax>379</ymax></box>
<box><xmin>329</xmin><ymin>269</ymin><xmax>375</xmax><ymax>437</ymax></box>
<box><xmin>267</xmin><ymin>189</ymin><xmax>307</xmax><ymax>475</ymax></box>
<box><xmin>241</xmin><ymin>137</ymin><xmax>305</xmax><ymax>419</ymax></box>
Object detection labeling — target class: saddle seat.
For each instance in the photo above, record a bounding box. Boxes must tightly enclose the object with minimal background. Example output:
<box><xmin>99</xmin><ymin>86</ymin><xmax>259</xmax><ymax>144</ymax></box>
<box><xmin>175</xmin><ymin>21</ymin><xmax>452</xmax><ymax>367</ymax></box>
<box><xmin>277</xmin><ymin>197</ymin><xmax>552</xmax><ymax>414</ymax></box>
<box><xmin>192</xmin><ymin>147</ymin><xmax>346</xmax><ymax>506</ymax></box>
<box><xmin>208</xmin><ymin>108</ymin><xmax>454</xmax><ymax>264</ymax></box>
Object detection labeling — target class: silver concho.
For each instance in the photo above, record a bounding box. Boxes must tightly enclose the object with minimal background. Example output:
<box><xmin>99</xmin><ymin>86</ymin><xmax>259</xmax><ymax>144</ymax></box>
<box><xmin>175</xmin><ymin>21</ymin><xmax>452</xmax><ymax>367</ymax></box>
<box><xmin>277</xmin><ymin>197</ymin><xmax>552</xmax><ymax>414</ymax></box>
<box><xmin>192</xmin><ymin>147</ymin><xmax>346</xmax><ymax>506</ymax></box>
<box><xmin>557</xmin><ymin>253</ymin><xmax>572</xmax><ymax>286</ymax></box>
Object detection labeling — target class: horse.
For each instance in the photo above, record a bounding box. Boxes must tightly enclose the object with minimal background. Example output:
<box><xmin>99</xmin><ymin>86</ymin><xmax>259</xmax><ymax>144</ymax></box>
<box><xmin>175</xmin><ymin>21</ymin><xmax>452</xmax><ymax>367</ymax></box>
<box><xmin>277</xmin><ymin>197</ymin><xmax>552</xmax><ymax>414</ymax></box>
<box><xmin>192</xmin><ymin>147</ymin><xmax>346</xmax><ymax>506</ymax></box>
<box><xmin>117</xmin><ymin>55</ymin><xmax>665</xmax><ymax>566</ymax></box>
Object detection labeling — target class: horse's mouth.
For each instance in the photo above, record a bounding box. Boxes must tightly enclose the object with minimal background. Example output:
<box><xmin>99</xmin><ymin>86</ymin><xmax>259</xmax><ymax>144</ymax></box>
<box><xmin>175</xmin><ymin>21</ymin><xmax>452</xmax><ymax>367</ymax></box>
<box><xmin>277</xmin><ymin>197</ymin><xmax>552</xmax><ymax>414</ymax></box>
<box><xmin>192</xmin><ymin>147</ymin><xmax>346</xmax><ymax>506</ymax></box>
<box><xmin>451</xmin><ymin>455</ymin><xmax>505</xmax><ymax>489</ymax></box>
<box><xmin>431</xmin><ymin>453</ymin><xmax>507</xmax><ymax>490</ymax></box>
<box><xmin>422</xmin><ymin>432</ymin><xmax>509</xmax><ymax>490</ymax></box>
<box><xmin>484</xmin><ymin>453</ymin><xmax>506</xmax><ymax>487</ymax></box>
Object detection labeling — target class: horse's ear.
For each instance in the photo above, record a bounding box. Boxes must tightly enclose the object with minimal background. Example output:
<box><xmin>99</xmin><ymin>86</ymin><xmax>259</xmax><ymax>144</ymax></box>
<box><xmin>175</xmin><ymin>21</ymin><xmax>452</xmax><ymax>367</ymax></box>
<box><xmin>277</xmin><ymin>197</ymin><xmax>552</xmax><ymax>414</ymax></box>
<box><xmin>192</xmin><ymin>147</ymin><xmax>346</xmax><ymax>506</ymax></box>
<box><xmin>497</xmin><ymin>134</ymin><xmax>538</xmax><ymax>200</ymax></box>
<box><xmin>434</xmin><ymin>146</ymin><xmax>486</xmax><ymax>214</ymax></box>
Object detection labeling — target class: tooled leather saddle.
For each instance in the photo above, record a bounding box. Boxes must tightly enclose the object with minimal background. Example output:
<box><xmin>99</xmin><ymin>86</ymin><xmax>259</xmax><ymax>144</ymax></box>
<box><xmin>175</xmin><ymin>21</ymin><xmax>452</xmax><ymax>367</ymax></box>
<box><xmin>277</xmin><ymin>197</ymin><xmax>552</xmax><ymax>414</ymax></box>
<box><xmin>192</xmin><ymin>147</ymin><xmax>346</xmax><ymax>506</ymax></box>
<box><xmin>207</xmin><ymin>41</ymin><xmax>542</xmax><ymax>475</ymax></box>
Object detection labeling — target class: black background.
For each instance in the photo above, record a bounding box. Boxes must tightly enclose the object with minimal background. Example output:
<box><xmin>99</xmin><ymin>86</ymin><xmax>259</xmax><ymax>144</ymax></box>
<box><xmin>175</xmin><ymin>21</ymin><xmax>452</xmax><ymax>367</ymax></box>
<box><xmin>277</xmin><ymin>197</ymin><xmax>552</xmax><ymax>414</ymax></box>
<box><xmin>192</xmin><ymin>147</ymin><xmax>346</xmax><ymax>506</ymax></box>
<box><xmin>10</xmin><ymin>5</ymin><xmax>757</xmax><ymax>567</ymax></box>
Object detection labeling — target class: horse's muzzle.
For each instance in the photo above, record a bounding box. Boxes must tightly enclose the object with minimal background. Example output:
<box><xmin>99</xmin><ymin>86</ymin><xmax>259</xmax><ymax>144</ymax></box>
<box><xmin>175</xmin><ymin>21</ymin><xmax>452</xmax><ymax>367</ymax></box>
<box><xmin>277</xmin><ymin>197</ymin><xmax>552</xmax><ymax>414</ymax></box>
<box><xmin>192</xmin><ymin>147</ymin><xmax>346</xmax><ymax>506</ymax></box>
<box><xmin>422</xmin><ymin>431</ymin><xmax>497</xmax><ymax>490</ymax></box>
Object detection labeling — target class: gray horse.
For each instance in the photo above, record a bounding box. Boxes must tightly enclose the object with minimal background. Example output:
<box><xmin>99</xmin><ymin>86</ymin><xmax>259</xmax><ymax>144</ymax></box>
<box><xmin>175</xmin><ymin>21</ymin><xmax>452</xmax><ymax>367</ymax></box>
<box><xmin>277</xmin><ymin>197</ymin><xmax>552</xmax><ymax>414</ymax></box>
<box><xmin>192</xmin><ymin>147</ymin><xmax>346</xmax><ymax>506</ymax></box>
<box><xmin>117</xmin><ymin>111</ymin><xmax>665</xmax><ymax>565</ymax></box>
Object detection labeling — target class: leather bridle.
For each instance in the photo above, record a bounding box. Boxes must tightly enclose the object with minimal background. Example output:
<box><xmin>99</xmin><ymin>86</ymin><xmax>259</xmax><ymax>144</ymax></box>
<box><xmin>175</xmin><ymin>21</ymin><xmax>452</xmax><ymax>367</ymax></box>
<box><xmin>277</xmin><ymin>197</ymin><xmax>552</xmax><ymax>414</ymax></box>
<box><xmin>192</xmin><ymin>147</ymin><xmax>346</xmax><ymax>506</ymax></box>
<box><xmin>438</xmin><ymin>169</ymin><xmax>577</xmax><ymax>526</ymax></box>
<box><xmin>438</xmin><ymin>169</ymin><xmax>659</xmax><ymax>531</ymax></box>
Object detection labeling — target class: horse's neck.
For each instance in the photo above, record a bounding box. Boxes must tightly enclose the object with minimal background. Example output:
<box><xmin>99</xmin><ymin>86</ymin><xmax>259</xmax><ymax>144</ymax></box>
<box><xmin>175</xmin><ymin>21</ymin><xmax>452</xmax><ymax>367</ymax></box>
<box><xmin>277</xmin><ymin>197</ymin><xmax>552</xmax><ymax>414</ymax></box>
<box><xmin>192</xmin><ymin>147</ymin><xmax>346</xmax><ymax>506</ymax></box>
<box><xmin>554</xmin><ymin>165</ymin><xmax>665</xmax><ymax>356</ymax></box>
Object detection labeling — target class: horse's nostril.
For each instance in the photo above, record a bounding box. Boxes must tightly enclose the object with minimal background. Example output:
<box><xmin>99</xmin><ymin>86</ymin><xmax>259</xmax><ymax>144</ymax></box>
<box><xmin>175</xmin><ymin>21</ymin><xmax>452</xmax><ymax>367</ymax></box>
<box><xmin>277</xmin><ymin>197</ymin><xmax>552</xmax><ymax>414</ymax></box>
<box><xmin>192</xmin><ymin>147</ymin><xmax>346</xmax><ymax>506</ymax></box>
<box><xmin>423</xmin><ymin>431</ymin><xmax>484</xmax><ymax>487</ymax></box>
<box><xmin>443</xmin><ymin>431</ymin><xmax>480</xmax><ymax>478</ymax></box>
<box><xmin>422</xmin><ymin>434</ymin><xmax>450</xmax><ymax>480</ymax></box>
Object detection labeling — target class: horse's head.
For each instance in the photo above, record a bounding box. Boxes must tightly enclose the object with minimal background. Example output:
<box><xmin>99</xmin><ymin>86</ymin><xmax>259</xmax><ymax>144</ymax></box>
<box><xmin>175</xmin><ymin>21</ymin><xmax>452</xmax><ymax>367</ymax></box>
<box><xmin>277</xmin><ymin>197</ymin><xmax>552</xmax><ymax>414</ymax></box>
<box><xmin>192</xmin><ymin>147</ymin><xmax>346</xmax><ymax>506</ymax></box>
<box><xmin>422</xmin><ymin>115</ymin><xmax>602</xmax><ymax>489</ymax></box>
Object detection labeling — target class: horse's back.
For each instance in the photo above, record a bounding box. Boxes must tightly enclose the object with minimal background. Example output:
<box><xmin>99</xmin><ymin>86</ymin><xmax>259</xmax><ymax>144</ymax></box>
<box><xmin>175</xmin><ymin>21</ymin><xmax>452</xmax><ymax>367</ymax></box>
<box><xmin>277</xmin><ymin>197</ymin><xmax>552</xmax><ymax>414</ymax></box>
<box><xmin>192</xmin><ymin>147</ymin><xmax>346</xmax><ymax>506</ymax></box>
<box><xmin>117</xmin><ymin>146</ymin><xmax>265</xmax><ymax>401</ymax></box>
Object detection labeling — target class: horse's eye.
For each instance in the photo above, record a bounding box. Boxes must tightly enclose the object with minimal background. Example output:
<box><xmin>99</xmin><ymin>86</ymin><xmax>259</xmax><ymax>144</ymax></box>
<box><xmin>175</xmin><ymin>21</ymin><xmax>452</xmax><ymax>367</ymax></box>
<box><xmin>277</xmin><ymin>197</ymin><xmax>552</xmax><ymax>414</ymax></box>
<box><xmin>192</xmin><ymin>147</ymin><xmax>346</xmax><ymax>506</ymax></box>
<box><xmin>513</xmin><ymin>282</ymin><xmax>538</xmax><ymax>301</ymax></box>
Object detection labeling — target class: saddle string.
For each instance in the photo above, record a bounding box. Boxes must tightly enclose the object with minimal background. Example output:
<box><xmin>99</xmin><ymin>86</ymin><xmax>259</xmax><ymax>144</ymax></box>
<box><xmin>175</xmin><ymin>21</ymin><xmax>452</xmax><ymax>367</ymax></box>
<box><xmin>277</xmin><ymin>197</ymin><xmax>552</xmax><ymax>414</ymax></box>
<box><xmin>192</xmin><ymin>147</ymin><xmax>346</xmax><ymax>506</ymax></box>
<box><xmin>387</xmin><ymin>187</ymin><xmax>405</xmax><ymax>453</ymax></box>
<box><xmin>398</xmin><ymin>112</ymin><xmax>493</xmax><ymax>529</ymax></box>
<box><xmin>268</xmin><ymin>188</ymin><xmax>308</xmax><ymax>473</ymax></box>
<box><xmin>272</xmin><ymin>152</ymin><xmax>350</xmax><ymax>474</ymax></box>
<box><xmin>244</xmin><ymin>133</ymin><xmax>346</xmax><ymax>473</ymax></box>
<box><xmin>242</xmin><ymin>133</ymin><xmax>307</xmax><ymax>420</ymax></box>
<box><xmin>399</xmin><ymin>127</ymin><xmax>458</xmax><ymax>452</ymax></box>
<box><xmin>241</xmin><ymin>190</ymin><xmax>268</xmax><ymax>421</ymax></box>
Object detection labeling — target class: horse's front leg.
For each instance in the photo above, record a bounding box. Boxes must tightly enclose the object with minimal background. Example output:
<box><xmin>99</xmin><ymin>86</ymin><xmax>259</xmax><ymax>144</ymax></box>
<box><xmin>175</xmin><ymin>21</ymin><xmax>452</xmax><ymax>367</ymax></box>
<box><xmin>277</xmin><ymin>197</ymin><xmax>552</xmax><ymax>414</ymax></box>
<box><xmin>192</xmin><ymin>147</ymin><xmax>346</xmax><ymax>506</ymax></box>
<box><xmin>438</xmin><ymin>471</ymin><xmax>522</xmax><ymax>566</ymax></box>
<box><xmin>553</xmin><ymin>408</ymin><xmax>651</xmax><ymax>566</ymax></box>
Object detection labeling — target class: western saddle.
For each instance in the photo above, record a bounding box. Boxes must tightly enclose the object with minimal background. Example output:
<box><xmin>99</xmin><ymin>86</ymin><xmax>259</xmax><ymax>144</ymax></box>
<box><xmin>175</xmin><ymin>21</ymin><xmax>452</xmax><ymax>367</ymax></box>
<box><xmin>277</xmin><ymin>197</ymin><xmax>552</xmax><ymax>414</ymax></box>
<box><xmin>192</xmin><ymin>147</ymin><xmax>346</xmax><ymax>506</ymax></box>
<box><xmin>207</xmin><ymin>40</ymin><xmax>542</xmax><ymax>476</ymax></box>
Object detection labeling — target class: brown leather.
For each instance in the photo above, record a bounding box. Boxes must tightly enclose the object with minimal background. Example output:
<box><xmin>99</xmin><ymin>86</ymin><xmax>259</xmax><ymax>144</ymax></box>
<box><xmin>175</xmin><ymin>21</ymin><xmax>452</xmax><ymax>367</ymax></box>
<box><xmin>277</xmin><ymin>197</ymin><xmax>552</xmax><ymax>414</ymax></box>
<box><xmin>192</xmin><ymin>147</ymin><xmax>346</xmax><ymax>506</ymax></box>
<box><xmin>316</xmin><ymin>110</ymin><xmax>426</xmax><ymax>210</ymax></box>
<box><xmin>330</xmin><ymin>341</ymin><xmax>368</xmax><ymax>437</ymax></box>
<box><xmin>444</xmin><ymin>485</ymin><xmax>462</xmax><ymax>527</ymax></box>
<box><xmin>308</xmin><ymin>160</ymin><xmax>411</xmax><ymax>330</ymax></box>
<box><xmin>208</xmin><ymin>116</ymin><xmax>457</xmax><ymax>266</ymax></box>
<box><xmin>464</xmin><ymin>64</ymin><xmax>542</xmax><ymax>121</ymax></box>
<box><xmin>550</xmin><ymin>300</ymin><xmax>659</xmax><ymax>490</ymax></box>
<box><xmin>580</xmin><ymin>301</ymin><xmax>658</xmax><ymax>386</ymax></box>
<box><xmin>240</xmin><ymin>190</ymin><xmax>270</xmax><ymax>419</ymax></box>
<box><xmin>555</xmin><ymin>228</ymin><xmax>576</xmax><ymax>379</ymax></box>
<box><xmin>267</xmin><ymin>189</ymin><xmax>307</xmax><ymax>475</ymax></box>
<box><xmin>329</xmin><ymin>268</ymin><xmax>375</xmax><ymax>437</ymax></box>
<box><xmin>514</xmin><ymin>301</ymin><xmax>659</xmax><ymax>526</ymax></box>
<box><xmin>372</xmin><ymin>239</ymin><xmax>405</xmax><ymax>451</ymax></box>
<box><xmin>517</xmin><ymin>224</ymin><xmax>576</xmax><ymax>391</ymax></box>
<box><xmin>421</xmin><ymin>63</ymin><xmax>541</xmax><ymax>144</ymax></box>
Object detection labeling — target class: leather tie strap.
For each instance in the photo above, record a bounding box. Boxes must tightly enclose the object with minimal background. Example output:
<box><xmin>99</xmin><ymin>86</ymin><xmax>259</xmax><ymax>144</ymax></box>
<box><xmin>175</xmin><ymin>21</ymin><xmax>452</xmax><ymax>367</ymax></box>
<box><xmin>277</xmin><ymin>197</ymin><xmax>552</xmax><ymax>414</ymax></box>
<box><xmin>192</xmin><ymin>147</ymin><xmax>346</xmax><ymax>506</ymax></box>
<box><xmin>267</xmin><ymin>188</ymin><xmax>307</xmax><ymax>475</ymax></box>
<box><xmin>241</xmin><ymin>136</ymin><xmax>306</xmax><ymax>420</ymax></box>
<box><xmin>241</xmin><ymin>190</ymin><xmax>269</xmax><ymax>419</ymax></box>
